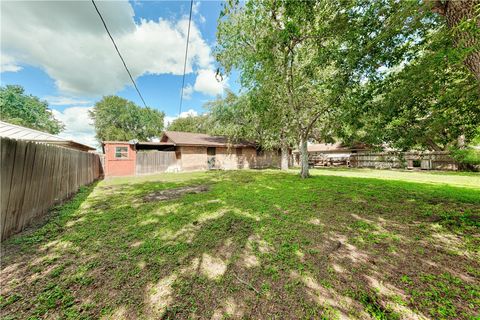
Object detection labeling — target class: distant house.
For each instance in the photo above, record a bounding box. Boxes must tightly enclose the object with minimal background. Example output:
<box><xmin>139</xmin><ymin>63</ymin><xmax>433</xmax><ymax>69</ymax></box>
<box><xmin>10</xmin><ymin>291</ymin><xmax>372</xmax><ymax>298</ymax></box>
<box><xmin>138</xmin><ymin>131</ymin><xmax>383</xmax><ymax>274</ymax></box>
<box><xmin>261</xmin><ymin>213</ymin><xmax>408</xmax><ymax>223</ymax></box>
<box><xmin>102</xmin><ymin>131</ymin><xmax>282</xmax><ymax>177</ymax></box>
<box><xmin>292</xmin><ymin>142</ymin><xmax>369</xmax><ymax>167</ymax></box>
<box><xmin>0</xmin><ymin>120</ymin><xmax>95</xmax><ymax>152</ymax></box>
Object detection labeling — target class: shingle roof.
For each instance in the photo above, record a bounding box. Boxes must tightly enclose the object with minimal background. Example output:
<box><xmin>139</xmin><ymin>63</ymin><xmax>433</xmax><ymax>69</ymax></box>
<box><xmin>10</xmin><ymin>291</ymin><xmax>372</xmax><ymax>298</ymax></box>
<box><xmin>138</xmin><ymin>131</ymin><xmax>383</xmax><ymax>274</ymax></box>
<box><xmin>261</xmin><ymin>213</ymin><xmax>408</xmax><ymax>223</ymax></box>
<box><xmin>162</xmin><ymin>131</ymin><xmax>254</xmax><ymax>147</ymax></box>
<box><xmin>0</xmin><ymin>121</ymin><xmax>95</xmax><ymax>151</ymax></box>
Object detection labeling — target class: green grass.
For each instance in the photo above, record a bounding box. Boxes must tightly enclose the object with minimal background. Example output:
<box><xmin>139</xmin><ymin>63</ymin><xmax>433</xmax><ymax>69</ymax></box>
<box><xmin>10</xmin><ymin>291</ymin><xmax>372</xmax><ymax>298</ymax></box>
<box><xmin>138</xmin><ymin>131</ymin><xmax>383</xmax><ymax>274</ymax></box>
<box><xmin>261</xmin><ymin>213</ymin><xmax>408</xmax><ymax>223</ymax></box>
<box><xmin>1</xmin><ymin>169</ymin><xmax>479</xmax><ymax>319</ymax></box>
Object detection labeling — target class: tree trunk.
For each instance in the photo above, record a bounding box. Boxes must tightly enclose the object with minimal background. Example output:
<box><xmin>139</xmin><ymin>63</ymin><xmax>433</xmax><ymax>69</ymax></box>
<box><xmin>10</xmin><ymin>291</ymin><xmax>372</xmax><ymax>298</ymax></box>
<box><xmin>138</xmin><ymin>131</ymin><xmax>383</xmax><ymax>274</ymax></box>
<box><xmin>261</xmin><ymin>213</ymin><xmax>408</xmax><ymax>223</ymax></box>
<box><xmin>281</xmin><ymin>145</ymin><xmax>289</xmax><ymax>170</ymax></box>
<box><xmin>431</xmin><ymin>0</ymin><xmax>480</xmax><ymax>82</ymax></box>
<box><xmin>299</xmin><ymin>136</ymin><xmax>309</xmax><ymax>178</ymax></box>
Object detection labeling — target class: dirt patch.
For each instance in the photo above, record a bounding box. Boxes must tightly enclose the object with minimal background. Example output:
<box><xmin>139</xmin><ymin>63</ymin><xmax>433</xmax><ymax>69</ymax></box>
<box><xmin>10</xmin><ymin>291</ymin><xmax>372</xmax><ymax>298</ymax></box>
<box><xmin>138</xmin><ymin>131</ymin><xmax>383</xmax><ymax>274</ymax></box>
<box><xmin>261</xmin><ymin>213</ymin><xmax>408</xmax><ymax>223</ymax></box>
<box><xmin>143</xmin><ymin>185</ymin><xmax>210</xmax><ymax>202</ymax></box>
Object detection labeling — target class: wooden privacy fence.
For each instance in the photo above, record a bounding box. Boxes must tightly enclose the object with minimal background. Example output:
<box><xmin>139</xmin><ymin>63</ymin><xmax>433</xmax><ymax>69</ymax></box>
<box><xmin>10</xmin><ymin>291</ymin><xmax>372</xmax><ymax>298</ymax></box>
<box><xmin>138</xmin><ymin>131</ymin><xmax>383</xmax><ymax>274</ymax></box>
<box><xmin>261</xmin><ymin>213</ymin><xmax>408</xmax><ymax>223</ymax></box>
<box><xmin>1</xmin><ymin>137</ymin><xmax>102</xmax><ymax>240</ymax></box>
<box><xmin>136</xmin><ymin>151</ymin><xmax>177</xmax><ymax>175</ymax></box>
<box><xmin>350</xmin><ymin>151</ymin><xmax>458</xmax><ymax>170</ymax></box>
<box><xmin>350</xmin><ymin>152</ymin><xmax>404</xmax><ymax>169</ymax></box>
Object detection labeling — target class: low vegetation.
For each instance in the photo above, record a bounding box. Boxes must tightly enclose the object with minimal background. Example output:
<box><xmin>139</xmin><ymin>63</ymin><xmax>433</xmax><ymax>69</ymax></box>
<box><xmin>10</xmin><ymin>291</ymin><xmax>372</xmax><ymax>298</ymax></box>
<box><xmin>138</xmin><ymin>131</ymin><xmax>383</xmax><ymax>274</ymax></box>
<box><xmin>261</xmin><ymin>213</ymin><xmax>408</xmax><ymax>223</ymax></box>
<box><xmin>1</xmin><ymin>170</ymin><xmax>479</xmax><ymax>319</ymax></box>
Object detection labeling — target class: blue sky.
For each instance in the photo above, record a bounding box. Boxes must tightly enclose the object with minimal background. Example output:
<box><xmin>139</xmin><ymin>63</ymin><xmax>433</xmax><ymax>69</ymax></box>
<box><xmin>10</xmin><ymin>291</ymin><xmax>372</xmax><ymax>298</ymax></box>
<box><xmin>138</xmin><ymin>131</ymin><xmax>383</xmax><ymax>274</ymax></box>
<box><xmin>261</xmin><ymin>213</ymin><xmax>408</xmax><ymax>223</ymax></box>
<box><xmin>1</xmin><ymin>0</ymin><xmax>239</xmax><ymax>147</ymax></box>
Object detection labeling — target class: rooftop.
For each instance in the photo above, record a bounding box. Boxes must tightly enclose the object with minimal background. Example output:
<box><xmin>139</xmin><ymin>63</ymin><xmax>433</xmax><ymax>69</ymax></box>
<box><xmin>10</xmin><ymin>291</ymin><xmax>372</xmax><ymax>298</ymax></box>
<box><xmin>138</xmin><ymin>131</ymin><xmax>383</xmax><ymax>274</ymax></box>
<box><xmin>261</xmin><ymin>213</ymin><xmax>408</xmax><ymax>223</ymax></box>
<box><xmin>162</xmin><ymin>131</ymin><xmax>254</xmax><ymax>147</ymax></box>
<box><xmin>0</xmin><ymin>121</ymin><xmax>95</xmax><ymax>151</ymax></box>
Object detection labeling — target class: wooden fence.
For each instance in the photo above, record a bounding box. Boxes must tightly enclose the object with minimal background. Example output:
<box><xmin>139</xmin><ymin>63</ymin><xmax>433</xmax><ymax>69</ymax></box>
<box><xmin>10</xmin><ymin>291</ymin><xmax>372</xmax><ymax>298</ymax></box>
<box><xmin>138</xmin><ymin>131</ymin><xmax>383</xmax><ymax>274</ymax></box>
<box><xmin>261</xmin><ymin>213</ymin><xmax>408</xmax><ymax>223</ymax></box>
<box><xmin>135</xmin><ymin>151</ymin><xmax>177</xmax><ymax>175</ymax></box>
<box><xmin>1</xmin><ymin>137</ymin><xmax>102</xmax><ymax>240</ymax></box>
<box><xmin>350</xmin><ymin>152</ymin><xmax>405</xmax><ymax>169</ymax></box>
<box><xmin>350</xmin><ymin>151</ymin><xmax>458</xmax><ymax>170</ymax></box>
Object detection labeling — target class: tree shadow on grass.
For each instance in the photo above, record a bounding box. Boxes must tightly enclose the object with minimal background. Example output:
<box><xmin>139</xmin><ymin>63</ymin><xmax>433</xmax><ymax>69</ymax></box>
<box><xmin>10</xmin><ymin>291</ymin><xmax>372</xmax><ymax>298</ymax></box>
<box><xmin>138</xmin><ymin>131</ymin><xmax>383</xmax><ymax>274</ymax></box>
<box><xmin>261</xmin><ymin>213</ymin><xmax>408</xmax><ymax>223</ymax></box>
<box><xmin>1</xmin><ymin>171</ymin><xmax>479</xmax><ymax>319</ymax></box>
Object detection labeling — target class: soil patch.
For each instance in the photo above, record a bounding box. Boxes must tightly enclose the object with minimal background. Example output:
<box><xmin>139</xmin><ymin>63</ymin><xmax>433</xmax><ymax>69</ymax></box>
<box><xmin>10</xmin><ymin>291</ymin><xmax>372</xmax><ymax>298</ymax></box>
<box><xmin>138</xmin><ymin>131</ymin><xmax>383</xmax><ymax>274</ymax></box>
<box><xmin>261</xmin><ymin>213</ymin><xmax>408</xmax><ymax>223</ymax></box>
<box><xmin>143</xmin><ymin>185</ymin><xmax>210</xmax><ymax>202</ymax></box>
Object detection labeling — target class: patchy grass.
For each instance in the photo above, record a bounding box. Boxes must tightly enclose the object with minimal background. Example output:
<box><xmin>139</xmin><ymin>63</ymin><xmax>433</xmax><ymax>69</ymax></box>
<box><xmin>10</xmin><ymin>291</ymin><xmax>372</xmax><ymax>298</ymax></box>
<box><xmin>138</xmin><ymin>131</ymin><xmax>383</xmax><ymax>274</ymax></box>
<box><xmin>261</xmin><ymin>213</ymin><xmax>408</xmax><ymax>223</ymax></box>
<box><xmin>1</xmin><ymin>169</ymin><xmax>479</xmax><ymax>319</ymax></box>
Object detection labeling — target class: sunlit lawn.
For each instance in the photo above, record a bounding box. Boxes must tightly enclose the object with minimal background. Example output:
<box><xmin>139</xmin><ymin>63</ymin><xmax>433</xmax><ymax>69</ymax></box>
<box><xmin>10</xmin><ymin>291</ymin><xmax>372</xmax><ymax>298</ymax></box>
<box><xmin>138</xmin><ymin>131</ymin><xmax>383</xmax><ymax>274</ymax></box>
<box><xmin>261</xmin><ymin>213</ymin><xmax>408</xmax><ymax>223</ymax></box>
<box><xmin>1</xmin><ymin>169</ymin><xmax>479</xmax><ymax>319</ymax></box>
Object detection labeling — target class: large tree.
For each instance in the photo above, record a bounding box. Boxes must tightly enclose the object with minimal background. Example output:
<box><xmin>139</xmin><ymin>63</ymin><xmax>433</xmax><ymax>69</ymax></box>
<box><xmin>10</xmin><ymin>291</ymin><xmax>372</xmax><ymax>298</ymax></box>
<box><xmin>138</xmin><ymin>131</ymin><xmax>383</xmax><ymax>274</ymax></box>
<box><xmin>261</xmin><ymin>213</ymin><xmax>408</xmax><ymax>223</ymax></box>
<box><xmin>217</xmin><ymin>0</ymin><xmax>349</xmax><ymax>177</ymax></box>
<box><xmin>216</xmin><ymin>0</ymin><xmax>479</xmax><ymax>177</ymax></box>
<box><xmin>89</xmin><ymin>96</ymin><xmax>164</xmax><ymax>143</ymax></box>
<box><xmin>167</xmin><ymin>114</ymin><xmax>210</xmax><ymax>134</ymax></box>
<box><xmin>0</xmin><ymin>85</ymin><xmax>64</xmax><ymax>134</ymax></box>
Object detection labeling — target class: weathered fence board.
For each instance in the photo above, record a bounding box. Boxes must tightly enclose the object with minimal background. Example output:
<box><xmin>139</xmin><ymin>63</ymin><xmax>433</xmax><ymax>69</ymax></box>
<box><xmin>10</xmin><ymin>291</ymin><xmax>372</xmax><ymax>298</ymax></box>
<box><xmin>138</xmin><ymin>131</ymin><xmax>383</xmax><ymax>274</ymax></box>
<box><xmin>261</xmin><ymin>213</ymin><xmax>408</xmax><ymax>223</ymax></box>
<box><xmin>135</xmin><ymin>151</ymin><xmax>177</xmax><ymax>175</ymax></box>
<box><xmin>0</xmin><ymin>137</ymin><xmax>102</xmax><ymax>240</ymax></box>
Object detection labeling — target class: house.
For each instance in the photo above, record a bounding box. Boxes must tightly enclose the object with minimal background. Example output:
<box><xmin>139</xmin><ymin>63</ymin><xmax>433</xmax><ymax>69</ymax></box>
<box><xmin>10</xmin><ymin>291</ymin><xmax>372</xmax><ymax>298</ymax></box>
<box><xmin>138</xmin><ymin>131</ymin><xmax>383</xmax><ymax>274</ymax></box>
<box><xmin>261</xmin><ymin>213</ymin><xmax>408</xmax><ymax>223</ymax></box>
<box><xmin>0</xmin><ymin>120</ymin><xmax>96</xmax><ymax>152</ymax></box>
<box><xmin>292</xmin><ymin>142</ymin><xmax>369</xmax><ymax>167</ymax></box>
<box><xmin>102</xmin><ymin>131</ymin><xmax>282</xmax><ymax>177</ymax></box>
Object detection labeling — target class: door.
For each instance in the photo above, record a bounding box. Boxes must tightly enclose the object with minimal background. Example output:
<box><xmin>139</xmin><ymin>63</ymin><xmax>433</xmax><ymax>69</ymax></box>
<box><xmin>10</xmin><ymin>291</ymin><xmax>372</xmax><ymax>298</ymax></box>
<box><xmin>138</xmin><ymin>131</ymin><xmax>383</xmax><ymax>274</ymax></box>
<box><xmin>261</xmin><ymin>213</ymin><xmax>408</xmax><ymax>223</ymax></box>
<box><xmin>207</xmin><ymin>147</ymin><xmax>216</xmax><ymax>169</ymax></box>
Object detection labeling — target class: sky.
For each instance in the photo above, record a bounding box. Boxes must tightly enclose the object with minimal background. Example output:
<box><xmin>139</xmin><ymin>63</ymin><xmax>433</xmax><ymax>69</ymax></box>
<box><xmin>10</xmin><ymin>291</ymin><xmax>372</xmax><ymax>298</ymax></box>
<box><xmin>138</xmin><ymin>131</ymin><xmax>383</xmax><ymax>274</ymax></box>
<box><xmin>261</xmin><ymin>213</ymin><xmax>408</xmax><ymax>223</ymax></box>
<box><xmin>0</xmin><ymin>0</ymin><xmax>239</xmax><ymax>148</ymax></box>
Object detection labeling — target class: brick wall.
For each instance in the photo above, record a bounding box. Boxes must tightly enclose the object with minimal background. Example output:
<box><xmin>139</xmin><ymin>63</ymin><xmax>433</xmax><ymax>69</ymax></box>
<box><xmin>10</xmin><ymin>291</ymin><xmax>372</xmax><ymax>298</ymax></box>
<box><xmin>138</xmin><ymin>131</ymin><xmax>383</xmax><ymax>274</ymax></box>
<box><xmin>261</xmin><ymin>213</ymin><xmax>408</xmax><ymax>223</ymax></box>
<box><xmin>103</xmin><ymin>143</ymin><xmax>136</xmax><ymax>177</ymax></box>
<box><xmin>179</xmin><ymin>146</ymin><xmax>281</xmax><ymax>171</ymax></box>
<box><xmin>178</xmin><ymin>146</ymin><xmax>208</xmax><ymax>171</ymax></box>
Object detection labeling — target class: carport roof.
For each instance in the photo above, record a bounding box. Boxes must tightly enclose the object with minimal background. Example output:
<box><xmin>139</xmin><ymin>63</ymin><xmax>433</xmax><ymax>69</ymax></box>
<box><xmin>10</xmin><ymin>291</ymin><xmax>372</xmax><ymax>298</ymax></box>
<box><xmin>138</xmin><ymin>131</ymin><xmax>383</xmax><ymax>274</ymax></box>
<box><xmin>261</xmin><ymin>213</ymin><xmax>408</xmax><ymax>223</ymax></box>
<box><xmin>0</xmin><ymin>120</ymin><xmax>96</xmax><ymax>151</ymax></box>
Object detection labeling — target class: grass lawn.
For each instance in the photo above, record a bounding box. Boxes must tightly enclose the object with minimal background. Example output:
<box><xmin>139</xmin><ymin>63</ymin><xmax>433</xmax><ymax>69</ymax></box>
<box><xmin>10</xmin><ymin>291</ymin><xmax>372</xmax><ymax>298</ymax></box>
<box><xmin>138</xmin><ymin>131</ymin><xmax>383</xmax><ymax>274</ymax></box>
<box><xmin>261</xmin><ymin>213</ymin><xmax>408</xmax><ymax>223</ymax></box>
<box><xmin>1</xmin><ymin>169</ymin><xmax>479</xmax><ymax>319</ymax></box>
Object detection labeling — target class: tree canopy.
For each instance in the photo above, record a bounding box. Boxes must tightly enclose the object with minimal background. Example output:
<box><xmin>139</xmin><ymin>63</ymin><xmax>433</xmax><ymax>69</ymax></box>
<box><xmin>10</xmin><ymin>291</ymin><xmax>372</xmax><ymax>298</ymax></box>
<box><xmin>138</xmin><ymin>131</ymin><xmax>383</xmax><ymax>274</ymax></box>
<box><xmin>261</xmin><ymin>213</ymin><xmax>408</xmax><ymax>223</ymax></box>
<box><xmin>166</xmin><ymin>114</ymin><xmax>210</xmax><ymax>134</ymax></box>
<box><xmin>89</xmin><ymin>96</ymin><xmax>164</xmax><ymax>143</ymax></box>
<box><xmin>215</xmin><ymin>0</ymin><xmax>480</xmax><ymax>176</ymax></box>
<box><xmin>0</xmin><ymin>85</ymin><xmax>64</xmax><ymax>134</ymax></box>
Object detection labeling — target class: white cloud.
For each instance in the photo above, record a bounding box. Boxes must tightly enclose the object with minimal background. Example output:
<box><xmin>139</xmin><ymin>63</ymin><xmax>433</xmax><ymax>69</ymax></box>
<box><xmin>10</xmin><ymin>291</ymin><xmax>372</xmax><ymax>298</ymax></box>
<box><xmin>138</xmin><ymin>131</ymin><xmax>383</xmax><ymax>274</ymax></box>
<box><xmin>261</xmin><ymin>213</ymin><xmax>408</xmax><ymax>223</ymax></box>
<box><xmin>1</xmin><ymin>1</ymin><xmax>213</xmax><ymax>96</ymax></box>
<box><xmin>193</xmin><ymin>69</ymin><xmax>227</xmax><ymax>96</ymax></box>
<box><xmin>44</xmin><ymin>96</ymin><xmax>91</xmax><ymax>106</ymax></box>
<box><xmin>192</xmin><ymin>1</ymin><xmax>201</xmax><ymax>15</ymax></box>
<box><xmin>164</xmin><ymin>108</ymin><xmax>198</xmax><ymax>127</ymax></box>
<box><xmin>1</xmin><ymin>53</ymin><xmax>22</xmax><ymax>72</ymax></box>
<box><xmin>52</xmin><ymin>106</ymin><xmax>97</xmax><ymax>149</ymax></box>
<box><xmin>182</xmin><ymin>84</ymin><xmax>193</xmax><ymax>100</ymax></box>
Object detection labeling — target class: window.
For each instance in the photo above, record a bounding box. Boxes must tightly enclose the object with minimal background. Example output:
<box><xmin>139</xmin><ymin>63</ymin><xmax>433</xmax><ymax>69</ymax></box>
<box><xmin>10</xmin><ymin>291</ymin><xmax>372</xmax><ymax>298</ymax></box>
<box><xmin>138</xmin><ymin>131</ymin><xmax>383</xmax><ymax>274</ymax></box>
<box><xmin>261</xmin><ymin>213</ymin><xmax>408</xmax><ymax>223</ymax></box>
<box><xmin>115</xmin><ymin>146</ymin><xmax>128</xmax><ymax>159</ymax></box>
<box><xmin>207</xmin><ymin>147</ymin><xmax>216</xmax><ymax>156</ymax></box>
<box><xmin>236</xmin><ymin>148</ymin><xmax>243</xmax><ymax>156</ymax></box>
<box><xmin>413</xmin><ymin>160</ymin><xmax>421</xmax><ymax>168</ymax></box>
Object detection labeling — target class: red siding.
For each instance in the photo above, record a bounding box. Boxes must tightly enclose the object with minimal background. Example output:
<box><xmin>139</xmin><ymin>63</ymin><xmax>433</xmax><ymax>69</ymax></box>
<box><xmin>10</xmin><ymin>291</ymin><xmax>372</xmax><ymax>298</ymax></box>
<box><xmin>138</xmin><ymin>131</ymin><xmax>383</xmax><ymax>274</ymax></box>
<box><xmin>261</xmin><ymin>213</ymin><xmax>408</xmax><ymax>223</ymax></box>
<box><xmin>103</xmin><ymin>142</ymin><xmax>136</xmax><ymax>177</ymax></box>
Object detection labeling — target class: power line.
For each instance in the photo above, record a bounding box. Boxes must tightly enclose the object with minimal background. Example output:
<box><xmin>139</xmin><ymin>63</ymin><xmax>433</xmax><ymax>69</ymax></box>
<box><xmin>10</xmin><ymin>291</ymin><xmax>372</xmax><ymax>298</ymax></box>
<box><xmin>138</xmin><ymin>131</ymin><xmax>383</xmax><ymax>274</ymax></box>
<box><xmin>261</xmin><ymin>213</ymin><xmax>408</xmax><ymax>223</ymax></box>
<box><xmin>91</xmin><ymin>0</ymin><xmax>148</xmax><ymax>108</ymax></box>
<box><xmin>179</xmin><ymin>0</ymin><xmax>194</xmax><ymax>116</ymax></box>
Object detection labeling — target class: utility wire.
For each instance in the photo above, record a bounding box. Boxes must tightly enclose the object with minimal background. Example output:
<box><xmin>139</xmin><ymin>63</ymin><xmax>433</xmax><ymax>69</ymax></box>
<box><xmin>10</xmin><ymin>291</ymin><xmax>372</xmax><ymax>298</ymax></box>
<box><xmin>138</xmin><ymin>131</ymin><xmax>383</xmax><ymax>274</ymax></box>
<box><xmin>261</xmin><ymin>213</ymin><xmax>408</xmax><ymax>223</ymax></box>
<box><xmin>179</xmin><ymin>0</ymin><xmax>194</xmax><ymax>116</ymax></box>
<box><xmin>91</xmin><ymin>0</ymin><xmax>148</xmax><ymax>108</ymax></box>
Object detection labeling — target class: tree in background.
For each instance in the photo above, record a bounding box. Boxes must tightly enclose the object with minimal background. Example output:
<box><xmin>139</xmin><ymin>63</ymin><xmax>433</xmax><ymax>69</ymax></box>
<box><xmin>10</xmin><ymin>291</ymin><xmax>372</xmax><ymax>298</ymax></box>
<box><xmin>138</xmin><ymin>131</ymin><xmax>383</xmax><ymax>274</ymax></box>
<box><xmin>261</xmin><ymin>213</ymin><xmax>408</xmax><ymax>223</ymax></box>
<box><xmin>0</xmin><ymin>85</ymin><xmax>64</xmax><ymax>134</ymax></box>
<box><xmin>208</xmin><ymin>89</ymin><xmax>295</xmax><ymax>170</ymax></box>
<box><xmin>217</xmin><ymin>1</ymin><xmax>351</xmax><ymax>178</ymax></box>
<box><xmin>89</xmin><ymin>96</ymin><xmax>164</xmax><ymax>143</ymax></box>
<box><xmin>167</xmin><ymin>114</ymin><xmax>210</xmax><ymax>134</ymax></box>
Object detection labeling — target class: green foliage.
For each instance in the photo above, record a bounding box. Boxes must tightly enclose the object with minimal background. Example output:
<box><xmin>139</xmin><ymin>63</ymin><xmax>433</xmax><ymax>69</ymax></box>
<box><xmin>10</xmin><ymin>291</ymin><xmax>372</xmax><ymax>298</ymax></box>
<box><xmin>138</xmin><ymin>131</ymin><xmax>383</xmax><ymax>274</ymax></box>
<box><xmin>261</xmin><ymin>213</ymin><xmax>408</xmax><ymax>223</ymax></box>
<box><xmin>89</xmin><ymin>95</ymin><xmax>164</xmax><ymax>143</ymax></box>
<box><xmin>339</xmin><ymin>24</ymin><xmax>480</xmax><ymax>151</ymax></box>
<box><xmin>355</xmin><ymin>290</ymin><xmax>400</xmax><ymax>320</ymax></box>
<box><xmin>208</xmin><ymin>90</ymin><xmax>292</xmax><ymax>149</ymax></box>
<box><xmin>336</xmin><ymin>1</ymin><xmax>480</xmax><ymax>151</ymax></box>
<box><xmin>216</xmin><ymin>1</ymin><xmax>354</xmax><ymax>176</ymax></box>
<box><xmin>0</xmin><ymin>85</ymin><xmax>64</xmax><ymax>134</ymax></box>
<box><xmin>451</xmin><ymin>148</ymin><xmax>480</xmax><ymax>165</ymax></box>
<box><xmin>217</xmin><ymin>0</ymin><xmax>480</xmax><ymax>157</ymax></box>
<box><xmin>167</xmin><ymin>114</ymin><xmax>210</xmax><ymax>134</ymax></box>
